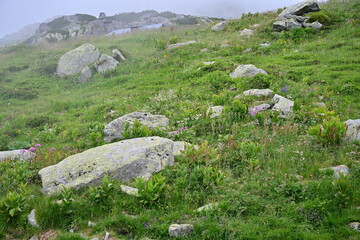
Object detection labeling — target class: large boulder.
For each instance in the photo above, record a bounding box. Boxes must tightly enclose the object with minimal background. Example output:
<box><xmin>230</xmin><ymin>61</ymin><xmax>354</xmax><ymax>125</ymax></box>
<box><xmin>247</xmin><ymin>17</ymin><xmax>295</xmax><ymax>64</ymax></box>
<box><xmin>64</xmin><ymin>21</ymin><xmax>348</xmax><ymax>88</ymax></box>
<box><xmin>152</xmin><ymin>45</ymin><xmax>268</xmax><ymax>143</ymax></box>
<box><xmin>212</xmin><ymin>21</ymin><xmax>228</xmax><ymax>31</ymax></box>
<box><xmin>0</xmin><ymin>150</ymin><xmax>36</xmax><ymax>162</ymax></box>
<box><xmin>230</xmin><ymin>64</ymin><xmax>267</xmax><ymax>79</ymax></box>
<box><xmin>277</xmin><ymin>0</ymin><xmax>320</xmax><ymax>20</ymax></box>
<box><xmin>273</xmin><ymin>19</ymin><xmax>303</xmax><ymax>32</ymax></box>
<box><xmin>345</xmin><ymin>119</ymin><xmax>360</xmax><ymax>142</ymax></box>
<box><xmin>38</xmin><ymin>137</ymin><xmax>174</xmax><ymax>194</ymax></box>
<box><xmin>104</xmin><ymin>112</ymin><xmax>169</xmax><ymax>143</ymax></box>
<box><xmin>272</xmin><ymin>94</ymin><xmax>294</xmax><ymax>118</ymax></box>
<box><xmin>94</xmin><ymin>54</ymin><xmax>119</xmax><ymax>73</ymax></box>
<box><xmin>56</xmin><ymin>43</ymin><xmax>99</xmax><ymax>77</ymax></box>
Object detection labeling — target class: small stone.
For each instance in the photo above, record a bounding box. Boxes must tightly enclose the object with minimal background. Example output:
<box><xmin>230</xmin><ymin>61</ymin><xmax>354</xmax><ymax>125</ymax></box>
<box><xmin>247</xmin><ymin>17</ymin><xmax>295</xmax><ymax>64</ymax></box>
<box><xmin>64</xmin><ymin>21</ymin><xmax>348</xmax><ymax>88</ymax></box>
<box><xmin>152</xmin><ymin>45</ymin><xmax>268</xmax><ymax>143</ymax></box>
<box><xmin>69</xmin><ymin>229</ymin><xmax>74</xmax><ymax>233</ymax></box>
<box><xmin>206</xmin><ymin>106</ymin><xmax>224</xmax><ymax>118</ymax></box>
<box><xmin>88</xmin><ymin>221</ymin><xmax>96</xmax><ymax>227</ymax></box>
<box><xmin>294</xmin><ymin>49</ymin><xmax>299</xmax><ymax>52</ymax></box>
<box><xmin>30</xmin><ymin>236</ymin><xmax>38</xmax><ymax>240</ymax></box>
<box><xmin>249</xmin><ymin>24</ymin><xmax>261</xmax><ymax>29</ymax></box>
<box><xmin>348</xmin><ymin>222</ymin><xmax>360</xmax><ymax>232</ymax></box>
<box><xmin>112</xmin><ymin>49</ymin><xmax>126</xmax><ymax>61</ymax></box>
<box><xmin>271</xmin><ymin>94</ymin><xmax>294</xmax><ymax>118</ymax></box>
<box><xmin>167</xmin><ymin>41</ymin><xmax>196</xmax><ymax>49</ymax></box>
<box><xmin>120</xmin><ymin>185</ymin><xmax>139</xmax><ymax>196</ymax></box>
<box><xmin>196</xmin><ymin>203</ymin><xmax>219</xmax><ymax>212</ymax></box>
<box><xmin>259</xmin><ymin>42</ymin><xmax>271</xmax><ymax>47</ymax></box>
<box><xmin>239</xmin><ymin>28</ymin><xmax>254</xmax><ymax>37</ymax></box>
<box><xmin>94</xmin><ymin>54</ymin><xmax>119</xmax><ymax>74</ymax></box>
<box><xmin>27</xmin><ymin>209</ymin><xmax>39</xmax><ymax>228</ymax></box>
<box><xmin>169</xmin><ymin>224</ymin><xmax>194</xmax><ymax>237</ymax></box>
<box><xmin>200</xmin><ymin>48</ymin><xmax>208</xmax><ymax>52</ymax></box>
<box><xmin>319</xmin><ymin>165</ymin><xmax>349</xmax><ymax>179</ymax></box>
<box><xmin>303</xmin><ymin>21</ymin><xmax>323</xmax><ymax>30</ymax></box>
<box><xmin>212</xmin><ymin>21</ymin><xmax>229</xmax><ymax>31</ymax></box>
<box><xmin>173</xmin><ymin>141</ymin><xmax>192</xmax><ymax>156</ymax></box>
<box><xmin>243</xmin><ymin>48</ymin><xmax>252</xmax><ymax>53</ymax></box>
<box><xmin>90</xmin><ymin>238</ymin><xmax>99</xmax><ymax>240</ymax></box>
<box><xmin>230</xmin><ymin>64</ymin><xmax>267</xmax><ymax>79</ymax></box>
<box><xmin>104</xmin><ymin>231</ymin><xmax>110</xmax><ymax>240</ymax></box>
<box><xmin>203</xmin><ymin>61</ymin><xmax>215</xmax><ymax>66</ymax></box>
<box><xmin>221</xmin><ymin>43</ymin><xmax>231</xmax><ymax>48</ymax></box>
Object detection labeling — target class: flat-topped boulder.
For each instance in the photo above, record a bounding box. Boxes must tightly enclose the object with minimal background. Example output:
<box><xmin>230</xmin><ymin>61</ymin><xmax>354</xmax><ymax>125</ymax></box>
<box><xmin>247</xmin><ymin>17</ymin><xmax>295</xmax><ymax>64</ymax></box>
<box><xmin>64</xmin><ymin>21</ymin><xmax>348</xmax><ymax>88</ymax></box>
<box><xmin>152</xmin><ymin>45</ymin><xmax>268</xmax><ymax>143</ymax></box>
<box><xmin>104</xmin><ymin>112</ymin><xmax>169</xmax><ymax>143</ymax></box>
<box><xmin>38</xmin><ymin>137</ymin><xmax>174</xmax><ymax>194</ymax></box>
<box><xmin>0</xmin><ymin>150</ymin><xmax>36</xmax><ymax>162</ymax></box>
<box><xmin>230</xmin><ymin>64</ymin><xmax>267</xmax><ymax>78</ymax></box>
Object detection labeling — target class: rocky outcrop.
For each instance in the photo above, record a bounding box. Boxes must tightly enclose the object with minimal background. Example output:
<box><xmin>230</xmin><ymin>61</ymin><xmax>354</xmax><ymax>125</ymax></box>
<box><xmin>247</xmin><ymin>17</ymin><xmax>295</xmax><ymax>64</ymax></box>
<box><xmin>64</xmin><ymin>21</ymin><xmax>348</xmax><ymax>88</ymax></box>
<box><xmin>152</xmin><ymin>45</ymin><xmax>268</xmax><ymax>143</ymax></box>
<box><xmin>78</xmin><ymin>66</ymin><xmax>92</xmax><ymax>83</ymax></box>
<box><xmin>94</xmin><ymin>54</ymin><xmax>119</xmax><ymax>73</ymax></box>
<box><xmin>167</xmin><ymin>40</ymin><xmax>196</xmax><ymax>49</ymax></box>
<box><xmin>38</xmin><ymin>137</ymin><xmax>174</xmax><ymax>194</ymax></box>
<box><xmin>272</xmin><ymin>94</ymin><xmax>294</xmax><ymax>118</ymax></box>
<box><xmin>56</xmin><ymin>43</ymin><xmax>99</xmax><ymax>77</ymax></box>
<box><xmin>206</xmin><ymin>106</ymin><xmax>224</xmax><ymax>118</ymax></box>
<box><xmin>273</xmin><ymin>19</ymin><xmax>302</xmax><ymax>31</ymax></box>
<box><xmin>104</xmin><ymin>112</ymin><xmax>169</xmax><ymax>143</ymax></box>
<box><xmin>169</xmin><ymin>224</ymin><xmax>194</xmax><ymax>237</ymax></box>
<box><xmin>212</xmin><ymin>21</ymin><xmax>228</xmax><ymax>31</ymax></box>
<box><xmin>0</xmin><ymin>150</ymin><xmax>36</xmax><ymax>162</ymax></box>
<box><xmin>345</xmin><ymin>119</ymin><xmax>360</xmax><ymax>142</ymax></box>
<box><xmin>230</xmin><ymin>64</ymin><xmax>267</xmax><ymax>78</ymax></box>
<box><xmin>277</xmin><ymin>0</ymin><xmax>320</xmax><ymax>20</ymax></box>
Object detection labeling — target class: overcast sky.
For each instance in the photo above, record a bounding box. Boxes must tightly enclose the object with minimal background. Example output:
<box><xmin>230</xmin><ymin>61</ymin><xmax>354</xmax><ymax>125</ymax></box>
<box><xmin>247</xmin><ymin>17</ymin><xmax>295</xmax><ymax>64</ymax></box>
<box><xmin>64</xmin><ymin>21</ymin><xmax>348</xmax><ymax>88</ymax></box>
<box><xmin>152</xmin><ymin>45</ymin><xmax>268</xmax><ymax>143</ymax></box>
<box><xmin>0</xmin><ymin>0</ymin><xmax>303</xmax><ymax>38</ymax></box>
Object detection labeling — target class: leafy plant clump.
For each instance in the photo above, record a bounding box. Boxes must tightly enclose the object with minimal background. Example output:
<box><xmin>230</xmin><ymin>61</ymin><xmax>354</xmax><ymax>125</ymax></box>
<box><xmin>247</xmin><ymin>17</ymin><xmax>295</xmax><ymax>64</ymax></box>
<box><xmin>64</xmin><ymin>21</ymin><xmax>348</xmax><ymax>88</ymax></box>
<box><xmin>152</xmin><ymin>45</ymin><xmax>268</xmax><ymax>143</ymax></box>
<box><xmin>308</xmin><ymin>117</ymin><xmax>346</xmax><ymax>146</ymax></box>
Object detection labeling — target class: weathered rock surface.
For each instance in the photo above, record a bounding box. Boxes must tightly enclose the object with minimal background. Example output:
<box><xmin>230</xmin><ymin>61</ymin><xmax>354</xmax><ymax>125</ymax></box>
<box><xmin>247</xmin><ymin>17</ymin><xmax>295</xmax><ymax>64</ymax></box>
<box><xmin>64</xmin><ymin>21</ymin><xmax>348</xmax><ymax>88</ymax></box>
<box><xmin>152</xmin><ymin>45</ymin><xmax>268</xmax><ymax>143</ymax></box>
<box><xmin>212</xmin><ymin>21</ymin><xmax>228</xmax><ymax>31</ymax></box>
<box><xmin>38</xmin><ymin>137</ymin><xmax>174</xmax><ymax>194</ymax></box>
<box><xmin>230</xmin><ymin>64</ymin><xmax>268</xmax><ymax>78</ymax></box>
<box><xmin>277</xmin><ymin>0</ymin><xmax>320</xmax><ymax>20</ymax></box>
<box><xmin>27</xmin><ymin>209</ymin><xmax>39</xmax><ymax>228</ymax></box>
<box><xmin>167</xmin><ymin>40</ymin><xmax>196</xmax><ymax>49</ymax></box>
<box><xmin>169</xmin><ymin>224</ymin><xmax>194</xmax><ymax>237</ymax></box>
<box><xmin>78</xmin><ymin>66</ymin><xmax>92</xmax><ymax>83</ymax></box>
<box><xmin>104</xmin><ymin>112</ymin><xmax>169</xmax><ymax>143</ymax></box>
<box><xmin>239</xmin><ymin>28</ymin><xmax>254</xmax><ymax>37</ymax></box>
<box><xmin>349</xmin><ymin>222</ymin><xmax>360</xmax><ymax>232</ymax></box>
<box><xmin>0</xmin><ymin>150</ymin><xmax>36</xmax><ymax>162</ymax></box>
<box><xmin>206</xmin><ymin>106</ymin><xmax>224</xmax><ymax>118</ymax></box>
<box><xmin>273</xmin><ymin>19</ymin><xmax>302</xmax><ymax>31</ymax></box>
<box><xmin>303</xmin><ymin>21</ymin><xmax>323</xmax><ymax>30</ymax></box>
<box><xmin>243</xmin><ymin>89</ymin><xmax>274</xmax><ymax>98</ymax></box>
<box><xmin>112</xmin><ymin>49</ymin><xmax>126</xmax><ymax>61</ymax></box>
<box><xmin>56</xmin><ymin>43</ymin><xmax>99</xmax><ymax>77</ymax></box>
<box><xmin>345</xmin><ymin>119</ymin><xmax>360</xmax><ymax>142</ymax></box>
<box><xmin>319</xmin><ymin>165</ymin><xmax>349</xmax><ymax>179</ymax></box>
<box><xmin>272</xmin><ymin>94</ymin><xmax>294</xmax><ymax>118</ymax></box>
<box><xmin>121</xmin><ymin>185</ymin><xmax>139</xmax><ymax>196</ymax></box>
<box><xmin>94</xmin><ymin>54</ymin><xmax>119</xmax><ymax>73</ymax></box>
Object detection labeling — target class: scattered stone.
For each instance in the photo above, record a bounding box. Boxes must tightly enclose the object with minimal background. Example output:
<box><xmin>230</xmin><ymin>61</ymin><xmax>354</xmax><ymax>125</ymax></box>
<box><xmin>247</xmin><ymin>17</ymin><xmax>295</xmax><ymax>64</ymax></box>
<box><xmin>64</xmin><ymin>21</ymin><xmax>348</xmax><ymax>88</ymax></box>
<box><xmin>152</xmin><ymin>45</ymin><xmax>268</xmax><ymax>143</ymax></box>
<box><xmin>0</xmin><ymin>150</ymin><xmax>36</xmax><ymax>162</ymax></box>
<box><xmin>212</xmin><ymin>21</ymin><xmax>228</xmax><ymax>31</ymax></box>
<box><xmin>277</xmin><ymin>0</ymin><xmax>320</xmax><ymax>20</ymax></box>
<box><xmin>243</xmin><ymin>48</ymin><xmax>252</xmax><ymax>53</ymax></box>
<box><xmin>38</xmin><ymin>137</ymin><xmax>174</xmax><ymax>194</ymax></box>
<box><xmin>27</xmin><ymin>209</ymin><xmax>39</xmax><ymax>228</ymax></box>
<box><xmin>56</xmin><ymin>43</ymin><xmax>99</xmax><ymax>77</ymax></box>
<box><xmin>203</xmin><ymin>61</ymin><xmax>215</xmax><ymax>66</ymax></box>
<box><xmin>104</xmin><ymin>231</ymin><xmax>110</xmax><ymax>240</ymax></box>
<box><xmin>30</xmin><ymin>236</ymin><xmax>39</xmax><ymax>240</ymax></box>
<box><xmin>40</xmin><ymin>230</ymin><xmax>57</xmax><ymax>240</ymax></box>
<box><xmin>294</xmin><ymin>49</ymin><xmax>300</xmax><ymax>52</ymax></box>
<box><xmin>220</xmin><ymin>43</ymin><xmax>231</xmax><ymax>48</ymax></box>
<box><xmin>303</xmin><ymin>21</ymin><xmax>323</xmax><ymax>30</ymax></box>
<box><xmin>272</xmin><ymin>94</ymin><xmax>294</xmax><ymax>118</ymax></box>
<box><xmin>249</xmin><ymin>104</ymin><xmax>271</xmax><ymax>115</ymax></box>
<box><xmin>243</xmin><ymin>89</ymin><xmax>274</xmax><ymax>98</ymax></box>
<box><xmin>230</xmin><ymin>64</ymin><xmax>268</xmax><ymax>78</ymax></box>
<box><xmin>169</xmin><ymin>224</ymin><xmax>194</xmax><ymax>237</ymax></box>
<box><xmin>239</xmin><ymin>28</ymin><xmax>254</xmax><ymax>37</ymax></box>
<box><xmin>121</xmin><ymin>185</ymin><xmax>139</xmax><ymax>196</ymax></box>
<box><xmin>319</xmin><ymin>165</ymin><xmax>349</xmax><ymax>179</ymax></box>
<box><xmin>314</xmin><ymin>102</ymin><xmax>326</xmax><ymax>108</ymax></box>
<box><xmin>167</xmin><ymin>40</ymin><xmax>196</xmax><ymax>49</ymax></box>
<box><xmin>249</xmin><ymin>24</ymin><xmax>261</xmax><ymax>29</ymax></box>
<box><xmin>112</xmin><ymin>49</ymin><xmax>126</xmax><ymax>61</ymax></box>
<box><xmin>196</xmin><ymin>203</ymin><xmax>219</xmax><ymax>212</ymax></box>
<box><xmin>206</xmin><ymin>106</ymin><xmax>224</xmax><ymax>118</ymax></box>
<box><xmin>345</xmin><ymin>119</ymin><xmax>360</xmax><ymax>142</ymax></box>
<box><xmin>259</xmin><ymin>42</ymin><xmax>271</xmax><ymax>47</ymax></box>
<box><xmin>90</xmin><ymin>238</ymin><xmax>99</xmax><ymax>240</ymax></box>
<box><xmin>104</xmin><ymin>112</ymin><xmax>169</xmax><ymax>143</ymax></box>
<box><xmin>88</xmin><ymin>221</ymin><xmax>96</xmax><ymax>227</ymax></box>
<box><xmin>94</xmin><ymin>54</ymin><xmax>119</xmax><ymax>73</ymax></box>
<box><xmin>78</xmin><ymin>66</ymin><xmax>92</xmax><ymax>83</ymax></box>
<box><xmin>200</xmin><ymin>48</ymin><xmax>208</xmax><ymax>52</ymax></box>
<box><xmin>273</xmin><ymin>19</ymin><xmax>302</xmax><ymax>32</ymax></box>
<box><xmin>348</xmin><ymin>222</ymin><xmax>360</xmax><ymax>232</ymax></box>
<box><xmin>69</xmin><ymin>229</ymin><xmax>74</xmax><ymax>233</ymax></box>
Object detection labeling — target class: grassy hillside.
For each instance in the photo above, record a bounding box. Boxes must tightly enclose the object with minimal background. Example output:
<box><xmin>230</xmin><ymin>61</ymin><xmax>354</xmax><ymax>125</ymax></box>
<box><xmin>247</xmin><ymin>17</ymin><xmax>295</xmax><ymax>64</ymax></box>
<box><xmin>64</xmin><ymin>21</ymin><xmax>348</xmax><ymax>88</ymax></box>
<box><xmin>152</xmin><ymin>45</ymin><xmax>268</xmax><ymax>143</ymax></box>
<box><xmin>0</xmin><ymin>0</ymin><xmax>359</xmax><ymax>239</ymax></box>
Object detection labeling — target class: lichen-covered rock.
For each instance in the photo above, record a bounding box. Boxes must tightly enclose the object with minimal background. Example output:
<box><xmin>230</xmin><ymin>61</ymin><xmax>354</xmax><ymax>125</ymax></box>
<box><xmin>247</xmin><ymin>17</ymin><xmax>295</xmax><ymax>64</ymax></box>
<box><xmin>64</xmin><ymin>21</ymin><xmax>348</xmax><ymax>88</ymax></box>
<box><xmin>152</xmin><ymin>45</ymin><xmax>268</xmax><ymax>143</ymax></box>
<box><xmin>230</xmin><ymin>64</ymin><xmax>267</xmax><ymax>78</ymax></box>
<box><xmin>167</xmin><ymin>40</ymin><xmax>196</xmax><ymax>49</ymax></box>
<box><xmin>345</xmin><ymin>119</ymin><xmax>360</xmax><ymax>142</ymax></box>
<box><xmin>112</xmin><ymin>49</ymin><xmax>126</xmax><ymax>61</ymax></box>
<box><xmin>272</xmin><ymin>94</ymin><xmax>294</xmax><ymax>118</ymax></box>
<box><xmin>239</xmin><ymin>28</ymin><xmax>254</xmax><ymax>37</ymax></box>
<box><xmin>206</xmin><ymin>106</ymin><xmax>224</xmax><ymax>118</ymax></box>
<box><xmin>78</xmin><ymin>66</ymin><xmax>92</xmax><ymax>83</ymax></box>
<box><xmin>94</xmin><ymin>54</ymin><xmax>119</xmax><ymax>73</ymax></box>
<box><xmin>277</xmin><ymin>0</ymin><xmax>320</xmax><ymax>20</ymax></box>
<box><xmin>0</xmin><ymin>150</ymin><xmax>36</xmax><ymax>162</ymax></box>
<box><xmin>303</xmin><ymin>21</ymin><xmax>323</xmax><ymax>30</ymax></box>
<box><xmin>319</xmin><ymin>165</ymin><xmax>349</xmax><ymax>179</ymax></box>
<box><xmin>169</xmin><ymin>224</ymin><xmax>194</xmax><ymax>237</ymax></box>
<box><xmin>212</xmin><ymin>21</ymin><xmax>228</xmax><ymax>31</ymax></box>
<box><xmin>56</xmin><ymin>43</ymin><xmax>99</xmax><ymax>77</ymax></box>
<box><xmin>104</xmin><ymin>112</ymin><xmax>169</xmax><ymax>143</ymax></box>
<box><xmin>38</xmin><ymin>137</ymin><xmax>174</xmax><ymax>194</ymax></box>
<box><xmin>273</xmin><ymin>19</ymin><xmax>302</xmax><ymax>31</ymax></box>
<box><xmin>243</xmin><ymin>89</ymin><xmax>274</xmax><ymax>98</ymax></box>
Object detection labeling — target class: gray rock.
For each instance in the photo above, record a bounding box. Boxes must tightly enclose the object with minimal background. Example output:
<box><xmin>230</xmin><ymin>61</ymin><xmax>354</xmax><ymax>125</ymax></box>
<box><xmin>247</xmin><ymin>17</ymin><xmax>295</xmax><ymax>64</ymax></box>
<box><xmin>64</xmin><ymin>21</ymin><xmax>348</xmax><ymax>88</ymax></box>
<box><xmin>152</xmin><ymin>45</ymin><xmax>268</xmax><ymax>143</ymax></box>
<box><xmin>230</xmin><ymin>64</ymin><xmax>268</xmax><ymax>78</ymax></box>
<box><xmin>203</xmin><ymin>61</ymin><xmax>215</xmax><ymax>66</ymax></box>
<box><xmin>78</xmin><ymin>66</ymin><xmax>92</xmax><ymax>83</ymax></box>
<box><xmin>212</xmin><ymin>21</ymin><xmax>228</xmax><ymax>31</ymax></box>
<box><xmin>243</xmin><ymin>89</ymin><xmax>274</xmax><ymax>98</ymax></box>
<box><xmin>121</xmin><ymin>185</ymin><xmax>139</xmax><ymax>196</ymax></box>
<box><xmin>196</xmin><ymin>203</ymin><xmax>219</xmax><ymax>212</ymax></box>
<box><xmin>0</xmin><ymin>150</ymin><xmax>36</xmax><ymax>162</ymax></box>
<box><xmin>239</xmin><ymin>28</ymin><xmax>254</xmax><ymax>37</ymax></box>
<box><xmin>167</xmin><ymin>40</ymin><xmax>196</xmax><ymax>49</ymax></box>
<box><xmin>273</xmin><ymin>19</ymin><xmax>303</xmax><ymax>32</ymax></box>
<box><xmin>173</xmin><ymin>141</ymin><xmax>189</xmax><ymax>156</ymax></box>
<box><xmin>104</xmin><ymin>231</ymin><xmax>110</xmax><ymax>240</ymax></box>
<box><xmin>94</xmin><ymin>54</ymin><xmax>119</xmax><ymax>73</ymax></box>
<box><xmin>277</xmin><ymin>0</ymin><xmax>320</xmax><ymax>20</ymax></box>
<box><xmin>249</xmin><ymin>104</ymin><xmax>271</xmax><ymax>115</ymax></box>
<box><xmin>200</xmin><ymin>48</ymin><xmax>208</xmax><ymax>52</ymax></box>
<box><xmin>259</xmin><ymin>42</ymin><xmax>271</xmax><ymax>47</ymax></box>
<box><xmin>30</xmin><ymin>236</ymin><xmax>39</xmax><ymax>240</ymax></box>
<box><xmin>27</xmin><ymin>209</ymin><xmax>39</xmax><ymax>228</ymax></box>
<box><xmin>206</xmin><ymin>106</ymin><xmax>224</xmax><ymax>118</ymax></box>
<box><xmin>314</xmin><ymin>102</ymin><xmax>326</xmax><ymax>108</ymax></box>
<box><xmin>169</xmin><ymin>224</ymin><xmax>194</xmax><ymax>237</ymax></box>
<box><xmin>56</xmin><ymin>43</ymin><xmax>100</xmax><ymax>77</ymax></box>
<box><xmin>243</xmin><ymin>48</ymin><xmax>252</xmax><ymax>53</ymax></box>
<box><xmin>272</xmin><ymin>94</ymin><xmax>294</xmax><ymax>118</ymax></box>
<box><xmin>38</xmin><ymin>137</ymin><xmax>174</xmax><ymax>194</ymax></box>
<box><xmin>104</xmin><ymin>112</ymin><xmax>169</xmax><ymax>143</ymax></box>
<box><xmin>345</xmin><ymin>119</ymin><xmax>360</xmax><ymax>142</ymax></box>
<box><xmin>249</xmin><ymin>23</ymin><xmax>261</xmax><ymax>29</ymax></box>
<box><xmin>112</xmin><ymin>49</ymin><xmax>126</xmax><ymax>61</ymax></box>
<box><xmin>99</xmin><ymin>12</ymin><xmax>107</xmax><ymax>19</ymax></box>
<box><xmin>319</xmin><ymin>165</ymin><xmax>349</xmax><ymax>179</ymax></box>
<box><xmin>303</xmin><ymin>21</ymin><xmax>323</xmax><ymax>30</ymax></box>
<box><xmin>220</xmin><ymin>43</ymin><xmax>231</xmax><ymax>48</ymax></box>
<box><xmin>88</xmin><ymin>221</ymin><xmax>96</xmax><ymax>227</ymax></box>
<box><xmin>348</xmin><ymin>222</ymin><xmax>360</xmax><ymax>232</ymax></box>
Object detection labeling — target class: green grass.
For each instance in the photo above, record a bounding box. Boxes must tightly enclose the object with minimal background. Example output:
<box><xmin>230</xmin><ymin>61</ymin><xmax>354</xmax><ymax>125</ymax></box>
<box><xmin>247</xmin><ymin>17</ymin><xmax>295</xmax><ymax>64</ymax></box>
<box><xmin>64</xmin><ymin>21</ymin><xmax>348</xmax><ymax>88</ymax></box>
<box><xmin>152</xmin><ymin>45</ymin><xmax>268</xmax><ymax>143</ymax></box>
<box><xmin>0</xmin><ymin>0</ymin><xmax>359</xmax><ymax>239</ymax></box>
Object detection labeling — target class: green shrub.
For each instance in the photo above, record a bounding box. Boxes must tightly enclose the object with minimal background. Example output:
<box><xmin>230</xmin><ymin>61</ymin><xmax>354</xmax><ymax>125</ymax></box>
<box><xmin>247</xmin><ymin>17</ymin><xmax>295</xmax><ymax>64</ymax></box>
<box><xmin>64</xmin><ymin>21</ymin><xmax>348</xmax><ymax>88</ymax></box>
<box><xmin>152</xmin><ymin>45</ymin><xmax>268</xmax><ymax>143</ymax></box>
<box><xmin>279</xmin><ymin>28</ymin><xmax>314</xmax><ymax>43</ymax></box>
<box><xmin>308</xmin><ymin>117</ymin><xmax>346</xmax><ymax>146</ymax></box>
<box><xmin>224</xmin><ymin>100</ymin><xmax>248</xmax><ymax>122</ymax></box>
<box><xmin>244</xmin><ymin>74</ymin><xmax>273</xmax><ymax>89</ymax></box>
<box><xmin>88</xmin><ymin>175</ymin><xmax>114</xmax><ymax>209</ymax></box>
<box><xmin>307</xmin><ymin>11</ymin><xmax>332</xmax><ymax>25</ymax></box>
<box><xmin>135</xmin><ymin>174</ymin><xmax>167</xmax><ymax>206</ymax></box>
<box><xmin>206</xmin><ymin>71</ymin><xmax>233</xmax><ymax>93</ymax></box>
<box><xmin>122</xmin><ymin>121</ymin><xmax>152</xmax><ymax>140</ymax></box>
<box><xmin>154</xmin><ymin>39</ymin><xmax>167</xmax><ymax>50</ymax></box>
<box><xmin>0</xmin><ymin>191</ymin><xmax>27</xmax><ymax>225</ymax></box>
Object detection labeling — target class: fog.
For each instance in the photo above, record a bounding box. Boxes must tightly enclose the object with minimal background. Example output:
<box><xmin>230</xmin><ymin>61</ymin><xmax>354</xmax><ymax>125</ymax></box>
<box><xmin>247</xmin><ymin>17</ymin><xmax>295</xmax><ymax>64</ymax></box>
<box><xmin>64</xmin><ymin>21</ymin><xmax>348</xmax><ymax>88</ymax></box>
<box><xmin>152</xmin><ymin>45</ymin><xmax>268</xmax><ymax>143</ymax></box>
<box><xmin>0</xmin><ymin>0</ymin><xmax>302</xmax><ymax>38</ymax></box>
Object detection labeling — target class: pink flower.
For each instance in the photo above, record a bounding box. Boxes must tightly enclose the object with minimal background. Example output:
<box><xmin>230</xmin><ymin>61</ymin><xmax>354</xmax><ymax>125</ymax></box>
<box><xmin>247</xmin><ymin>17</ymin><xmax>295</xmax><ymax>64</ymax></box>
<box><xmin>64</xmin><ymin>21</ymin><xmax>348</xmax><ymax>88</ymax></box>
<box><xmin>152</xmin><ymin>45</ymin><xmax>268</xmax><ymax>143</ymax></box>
<box><xmin>35</xmin><ymin>144</ymin><xmax>41</xmax><ymax>147</ymax></box>
<box><xmin>50</xmin><ymin>148</ymin><xmax>56</xmax><ymax>151</ymax></box>
<box><xmin>28</xmin><ymin>147</ymin><xmax>36</xmax><ymax>152</ymax></box>
<box><xmin>20</xmin><ymin>149</ymin><xmax>27</xmax><ymax>153</ymax></box>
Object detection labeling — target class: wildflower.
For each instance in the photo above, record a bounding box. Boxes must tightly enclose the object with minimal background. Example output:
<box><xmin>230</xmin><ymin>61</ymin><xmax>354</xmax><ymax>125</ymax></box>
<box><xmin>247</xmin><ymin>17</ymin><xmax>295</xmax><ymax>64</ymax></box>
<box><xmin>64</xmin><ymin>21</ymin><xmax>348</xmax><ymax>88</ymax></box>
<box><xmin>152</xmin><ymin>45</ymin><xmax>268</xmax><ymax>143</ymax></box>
<box><xmin>20</xmin><ymin>149</ymin><xmax>27</xmax><ymax>153</ymax></box>
<box><xmin>28</xmin><ymin>147</ymin><xmax>36</xmax><ymax>152</ymax></box>
<box><xmin>35</xmin><ymin>144</ymin><xmax>41</xmax><ymax>147</ymax></box>
<box><xmin>50</xmin><ymin>148</ymin><xmax>56</xmax><ymax>151</ymax></box>
<box><xmin>281</xmin><ymin>86</ymin><xmax>289</xmax><ymax>93</ymax></box>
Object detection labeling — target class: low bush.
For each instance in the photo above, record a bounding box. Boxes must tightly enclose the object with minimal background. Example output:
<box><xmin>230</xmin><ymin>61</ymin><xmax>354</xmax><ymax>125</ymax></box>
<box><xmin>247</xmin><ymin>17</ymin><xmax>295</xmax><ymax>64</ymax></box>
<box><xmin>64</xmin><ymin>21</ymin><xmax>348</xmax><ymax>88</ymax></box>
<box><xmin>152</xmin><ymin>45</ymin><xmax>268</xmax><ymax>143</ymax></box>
<box><xmin>308</xmin><ymin>117</ymin><xmax>346</xmax><ymax>146</ymax></box>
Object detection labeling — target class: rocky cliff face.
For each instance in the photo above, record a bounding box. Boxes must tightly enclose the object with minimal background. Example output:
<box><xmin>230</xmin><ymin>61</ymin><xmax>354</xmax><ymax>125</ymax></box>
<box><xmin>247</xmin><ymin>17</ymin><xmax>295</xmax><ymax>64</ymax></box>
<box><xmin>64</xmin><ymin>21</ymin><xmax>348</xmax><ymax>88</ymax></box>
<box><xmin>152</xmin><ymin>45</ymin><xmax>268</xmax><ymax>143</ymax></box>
<box><xmin>24</xmin><ymin>11</ymin><xmax>216</xmax><ymax>45</ymax></box>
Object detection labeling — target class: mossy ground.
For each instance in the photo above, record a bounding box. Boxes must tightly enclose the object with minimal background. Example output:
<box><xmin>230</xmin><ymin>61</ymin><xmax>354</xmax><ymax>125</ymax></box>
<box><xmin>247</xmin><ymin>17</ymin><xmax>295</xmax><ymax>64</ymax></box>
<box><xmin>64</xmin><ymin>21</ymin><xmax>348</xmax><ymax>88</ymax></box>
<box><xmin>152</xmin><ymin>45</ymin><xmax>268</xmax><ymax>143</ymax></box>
<box><xmin>0</xmin><ymin>0</ymin><xmax>359</xmax><ymax>239</ymax></box>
